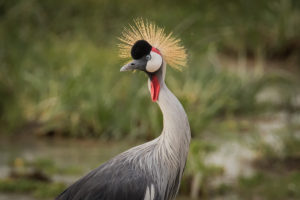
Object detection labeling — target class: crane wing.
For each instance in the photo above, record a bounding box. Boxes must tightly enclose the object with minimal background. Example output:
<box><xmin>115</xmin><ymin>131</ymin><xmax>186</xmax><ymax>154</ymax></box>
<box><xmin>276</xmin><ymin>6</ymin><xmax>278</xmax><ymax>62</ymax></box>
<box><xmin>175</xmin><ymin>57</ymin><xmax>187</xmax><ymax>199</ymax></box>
<box><xmin>56</xmin><ymin>158</ymin><xmax>160</xmax><ymax>200</ymax></box>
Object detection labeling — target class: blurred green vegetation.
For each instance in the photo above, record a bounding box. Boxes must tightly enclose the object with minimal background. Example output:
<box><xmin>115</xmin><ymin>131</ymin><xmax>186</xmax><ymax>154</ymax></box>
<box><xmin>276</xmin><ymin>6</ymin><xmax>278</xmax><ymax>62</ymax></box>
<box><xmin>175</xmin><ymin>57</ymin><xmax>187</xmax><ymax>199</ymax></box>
<box><xmin>0</xmin><ymin>178</ymin><xmax>66</xmax><ymax>198</ymax></box>
<box><xmin>237</xmin><ymin>171</ymin><xmax>300</xmax><ymax>200</ymax></box>
<box><xmin>0</xmin><ymin>0</ymin><xmax>300</xmax><ymax>199</ymax></box>
<box><xmin>1</xmin><ymin>0</ymin><xmax>299</xmax><ymax>138</ymax></box>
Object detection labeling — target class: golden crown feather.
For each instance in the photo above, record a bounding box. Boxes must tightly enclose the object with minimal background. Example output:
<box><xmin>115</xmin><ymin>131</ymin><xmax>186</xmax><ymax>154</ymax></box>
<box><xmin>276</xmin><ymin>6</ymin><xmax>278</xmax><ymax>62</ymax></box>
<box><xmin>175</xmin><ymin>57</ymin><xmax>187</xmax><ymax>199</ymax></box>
<box><xmin>118</xmin><ymin>18</ymin><xmax>187</xmax><ymax>70</ymax></box>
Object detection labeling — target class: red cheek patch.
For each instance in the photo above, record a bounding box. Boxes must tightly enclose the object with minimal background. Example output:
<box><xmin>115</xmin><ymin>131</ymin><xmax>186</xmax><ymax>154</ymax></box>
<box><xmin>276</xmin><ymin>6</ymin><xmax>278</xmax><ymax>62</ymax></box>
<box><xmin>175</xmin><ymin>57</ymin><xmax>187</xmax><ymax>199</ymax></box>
<box><xmin>150</xmin><ymin>75</ymin><xmax>160</xmax><ymax>102</ymax></box>
<box><xmin>151</xmin><ymin>47</ymin><xmax>161</xmax><ymax>55</ymax></box>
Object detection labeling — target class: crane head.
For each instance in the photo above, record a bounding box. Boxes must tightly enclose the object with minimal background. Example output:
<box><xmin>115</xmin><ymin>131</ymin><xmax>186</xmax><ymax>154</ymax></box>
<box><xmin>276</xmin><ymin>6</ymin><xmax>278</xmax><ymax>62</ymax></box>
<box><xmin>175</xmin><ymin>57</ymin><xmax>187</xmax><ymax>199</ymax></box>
<box><xmin>120</xmin><ymin>40</ymin><xmax>163</xmax><ymax>73</ymax></box>
<box><xmin>120</xmin><ymin>40</ymin><xmax>163</xmax><ymax>102</ymax></box>
<box><xmin>118</xmin><ymin>18</ymin><xmax>187</xmax><ymax>102</ymax></box>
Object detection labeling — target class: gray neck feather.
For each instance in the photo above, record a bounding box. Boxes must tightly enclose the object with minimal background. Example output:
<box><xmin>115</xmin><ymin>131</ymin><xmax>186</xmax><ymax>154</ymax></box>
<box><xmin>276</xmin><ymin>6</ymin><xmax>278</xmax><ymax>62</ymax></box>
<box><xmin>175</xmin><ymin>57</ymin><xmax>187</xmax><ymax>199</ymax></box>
<box><xmin>153</xmin><ymin>62</ymin><xmax>191</xmax><ymax>158</ymax></box>
<box><xmin>146</xmin><ymin>62</ymin><xmax>191</xmax><ymax>198</ymax></box>
<box><xmin>157</xmin><ymin>82</ymin><xmax>191</xmax><ymax>164</ymax></box>
<box><xmin>119</xmin><ymin>62</ymin><xmax>191</xmax><ymax>199</ymax></box>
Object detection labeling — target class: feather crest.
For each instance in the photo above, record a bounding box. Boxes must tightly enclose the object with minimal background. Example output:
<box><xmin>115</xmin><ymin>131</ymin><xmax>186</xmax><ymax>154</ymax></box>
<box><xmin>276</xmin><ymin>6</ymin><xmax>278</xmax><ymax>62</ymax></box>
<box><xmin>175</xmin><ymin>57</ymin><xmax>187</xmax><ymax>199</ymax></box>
<box><xmin>118</xmin><ymin>18</ymin><xmax>187</xmax><ymax>70</ymax></box>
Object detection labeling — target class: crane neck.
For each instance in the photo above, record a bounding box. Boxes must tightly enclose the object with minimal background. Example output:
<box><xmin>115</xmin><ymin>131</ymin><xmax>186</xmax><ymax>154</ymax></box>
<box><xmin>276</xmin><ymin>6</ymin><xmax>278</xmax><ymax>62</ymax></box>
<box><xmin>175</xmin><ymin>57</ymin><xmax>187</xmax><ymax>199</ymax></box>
<box><xmin>156</xmin><ymin>82</ymin><xmax>191</xmax><ymax>148</ymax></box>
<box><xmin>145</xmin><ymin>64</ymin><xmax>191</xmax><ymax>199</ymax></box>
<box><xmin>147</xmin><ymin>61</ymin><xmax>191</xmax><ymax>167</ymax></box>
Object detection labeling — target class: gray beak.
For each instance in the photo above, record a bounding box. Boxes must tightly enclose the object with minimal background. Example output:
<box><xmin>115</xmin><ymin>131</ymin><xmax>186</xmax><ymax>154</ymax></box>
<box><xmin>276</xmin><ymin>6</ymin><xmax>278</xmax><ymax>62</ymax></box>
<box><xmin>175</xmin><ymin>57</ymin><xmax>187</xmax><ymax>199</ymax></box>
<box><xmin>120</xmin><ymin>59</ymin><xmax>147</xmax><ymax>72</ymax></box>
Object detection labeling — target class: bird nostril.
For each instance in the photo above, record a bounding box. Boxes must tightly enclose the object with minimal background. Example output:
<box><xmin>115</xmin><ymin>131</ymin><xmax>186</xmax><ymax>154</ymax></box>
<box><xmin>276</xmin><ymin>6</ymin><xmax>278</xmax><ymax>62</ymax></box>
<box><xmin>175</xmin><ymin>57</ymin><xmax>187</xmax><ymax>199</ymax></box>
<box><xmin>131</xmin><ymin>63</ymin><xmax>135</xmax><ymax>65</ymax></box>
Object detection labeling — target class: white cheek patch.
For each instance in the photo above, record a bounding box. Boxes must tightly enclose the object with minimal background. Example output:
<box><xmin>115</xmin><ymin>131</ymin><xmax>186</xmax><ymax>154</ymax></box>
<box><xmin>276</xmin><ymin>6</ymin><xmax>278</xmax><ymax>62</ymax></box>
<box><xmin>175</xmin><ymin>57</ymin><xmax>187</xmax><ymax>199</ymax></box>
<box><xmin>146</xmin><ymin>51</ymin><xmax>162</xmax><ymax>73</ymax></box>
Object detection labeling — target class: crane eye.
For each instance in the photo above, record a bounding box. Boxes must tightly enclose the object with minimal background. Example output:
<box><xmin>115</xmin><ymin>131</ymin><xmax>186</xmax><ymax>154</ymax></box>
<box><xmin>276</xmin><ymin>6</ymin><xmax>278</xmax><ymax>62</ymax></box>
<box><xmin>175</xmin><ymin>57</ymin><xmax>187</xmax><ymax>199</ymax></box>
<box><xmin>146</xmin><ymin>54</ymin><xmax>151</xmax><ymax>61</ymax></box>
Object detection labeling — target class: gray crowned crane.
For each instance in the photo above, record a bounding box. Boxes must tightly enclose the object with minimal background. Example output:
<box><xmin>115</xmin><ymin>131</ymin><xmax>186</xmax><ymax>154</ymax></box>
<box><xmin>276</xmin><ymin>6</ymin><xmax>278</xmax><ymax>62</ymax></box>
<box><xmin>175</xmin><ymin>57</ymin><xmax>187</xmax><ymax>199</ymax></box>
<box><xmin>56</xmin><ymin>19</ymin><xmax>191</xmax><ymax>200</ymax></box>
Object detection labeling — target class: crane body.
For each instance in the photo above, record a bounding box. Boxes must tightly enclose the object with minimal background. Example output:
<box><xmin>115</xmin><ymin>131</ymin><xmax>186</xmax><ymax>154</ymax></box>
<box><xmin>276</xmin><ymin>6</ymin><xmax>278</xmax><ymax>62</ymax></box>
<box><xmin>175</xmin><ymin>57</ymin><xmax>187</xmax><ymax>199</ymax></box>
<box><xmin>56</xmin><ymin>19</ymin><xmax>190</xmax><ymax>200</ymax></box>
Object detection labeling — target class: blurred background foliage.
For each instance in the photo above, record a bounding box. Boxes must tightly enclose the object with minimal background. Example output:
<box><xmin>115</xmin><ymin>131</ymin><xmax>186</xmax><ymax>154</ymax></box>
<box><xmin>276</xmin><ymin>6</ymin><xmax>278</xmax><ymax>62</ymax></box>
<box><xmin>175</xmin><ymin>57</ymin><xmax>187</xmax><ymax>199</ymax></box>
<box><xmin>0</xmin><ymin>0</ymin><xmax>299</xmax><ymax>199</ymax></box>
<box><xmin>1</xmin><ymin>0</ymin><xmax>299</xmax><ymax>138</ymax></box>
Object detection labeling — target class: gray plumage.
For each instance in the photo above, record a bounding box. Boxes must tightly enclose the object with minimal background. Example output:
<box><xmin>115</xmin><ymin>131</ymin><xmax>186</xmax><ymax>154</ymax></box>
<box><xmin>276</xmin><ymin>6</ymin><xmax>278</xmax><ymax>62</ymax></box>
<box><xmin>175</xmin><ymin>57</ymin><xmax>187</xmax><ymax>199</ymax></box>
<box><xmin>56</xmin><ymin>61</ymin><xmax>191</xmax><ymax>200</ymax></box>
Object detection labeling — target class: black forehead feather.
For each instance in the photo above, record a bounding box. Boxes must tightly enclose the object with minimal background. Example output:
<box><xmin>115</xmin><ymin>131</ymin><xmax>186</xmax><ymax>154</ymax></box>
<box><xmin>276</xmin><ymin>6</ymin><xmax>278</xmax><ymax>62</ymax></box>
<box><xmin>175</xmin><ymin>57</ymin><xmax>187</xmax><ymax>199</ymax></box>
<box><xmin>131</xmin><ymin>40</ymin><xmax>152</xmax><ymax>59</ymax></box>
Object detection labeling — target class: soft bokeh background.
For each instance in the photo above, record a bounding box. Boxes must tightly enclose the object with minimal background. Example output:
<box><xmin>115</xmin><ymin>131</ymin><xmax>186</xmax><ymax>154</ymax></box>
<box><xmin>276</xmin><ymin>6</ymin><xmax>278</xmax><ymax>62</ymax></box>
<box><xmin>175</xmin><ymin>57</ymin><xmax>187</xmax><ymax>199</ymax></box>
<box><xmin>0</xmin><ymin>0</ymin><xmax>300</xmax><ymax>199</ymax></box>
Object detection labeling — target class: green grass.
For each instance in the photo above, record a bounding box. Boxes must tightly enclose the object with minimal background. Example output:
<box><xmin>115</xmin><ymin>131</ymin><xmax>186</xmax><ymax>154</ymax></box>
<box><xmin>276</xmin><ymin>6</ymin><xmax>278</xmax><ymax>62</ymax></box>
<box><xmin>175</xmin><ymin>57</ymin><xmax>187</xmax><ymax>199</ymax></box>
<box><xmin>0</xmin><ymin>0</ymin><xmax>299</xmax><ymax>138</ymax></box>
<box><xmin>32</xmin><ymin>158</ymin><xmax>83</xmax><ymax>175</ymax></box>
<box><xmin>0</xmin><ymin>2</ymin><xmax>299</xmax><ymax>198</ymax></box>
<box><xmin>0</xmin><ymin>178</ymin><xmax>66</xmax><ymax>198</ymax></box>
<box><xmin>237</xmin><ymin>172</ymin><xmax>300</xmax><ymax>200</ymax></box>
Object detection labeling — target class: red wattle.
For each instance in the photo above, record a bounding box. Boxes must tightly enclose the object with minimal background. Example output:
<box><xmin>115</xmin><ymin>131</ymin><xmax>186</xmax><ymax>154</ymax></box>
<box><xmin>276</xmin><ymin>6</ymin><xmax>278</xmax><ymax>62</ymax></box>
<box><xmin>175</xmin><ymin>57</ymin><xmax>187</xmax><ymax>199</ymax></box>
<box><xmin>150</xmin><ymin>75</ymin><xmax>160</xmax><ymax>102</ymax></box>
